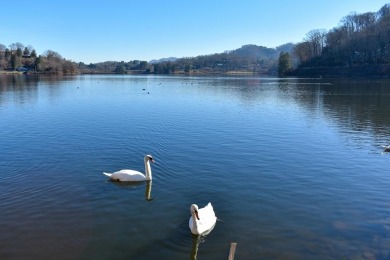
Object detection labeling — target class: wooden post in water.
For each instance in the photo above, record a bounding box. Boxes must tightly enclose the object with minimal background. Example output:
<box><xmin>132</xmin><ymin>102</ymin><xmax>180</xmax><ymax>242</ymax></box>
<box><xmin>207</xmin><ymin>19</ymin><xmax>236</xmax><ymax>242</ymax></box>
<box><xmin>228</xmin><ymin>242</ymin><xmax>237</xmax><ymax>260</ymax></box>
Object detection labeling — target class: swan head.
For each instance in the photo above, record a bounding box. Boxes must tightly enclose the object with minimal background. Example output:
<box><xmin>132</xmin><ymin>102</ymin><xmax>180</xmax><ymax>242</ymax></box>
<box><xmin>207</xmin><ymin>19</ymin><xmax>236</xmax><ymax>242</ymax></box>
<box><xmin>190</xmin><ymin>204</ymin><xmax>200</xmax><ymax>220</ymax></box>
<box><xmin>145</xmin><ymin>154</ymin><xmax>155</xmax><ymax>163</ymax></box>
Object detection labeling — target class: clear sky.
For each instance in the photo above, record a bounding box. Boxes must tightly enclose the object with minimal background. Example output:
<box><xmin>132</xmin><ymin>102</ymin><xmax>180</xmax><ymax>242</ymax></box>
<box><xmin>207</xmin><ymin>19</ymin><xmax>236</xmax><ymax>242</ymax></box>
<box><xmin>1</xmin><ymin>0</ymin><xmax>389</xmax><ymax>63</ymax></box>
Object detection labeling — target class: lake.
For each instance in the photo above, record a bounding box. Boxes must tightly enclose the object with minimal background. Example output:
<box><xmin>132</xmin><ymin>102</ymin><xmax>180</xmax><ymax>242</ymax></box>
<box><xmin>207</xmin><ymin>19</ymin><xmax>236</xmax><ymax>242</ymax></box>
<box><xmin>1</xmin><ymin>74</ymin><xmax>390</xmax><ymax>259</ymax></box>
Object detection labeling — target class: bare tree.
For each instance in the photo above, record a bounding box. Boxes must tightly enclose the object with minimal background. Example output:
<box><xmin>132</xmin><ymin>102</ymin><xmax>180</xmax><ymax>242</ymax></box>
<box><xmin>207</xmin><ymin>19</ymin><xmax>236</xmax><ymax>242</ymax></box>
<box><xmin>8</xmin><ymin>42</ymin><xmax>24</xmax><ymax>51</ymax></box>
<box><xmin>0</xmin><ymin>44</ymin><xmax>6</xmax><ymax>60</ymax></box>
<box><xmin>26</xmin><ymin>45</ymin><xmax>34</xmax><ymax>53</ymax></box>
<box><xmin>293</xmin><ymin>41</ymin><xmax>311</xmax><ymax>63</ymax></box>
<box><xmin>305</xmin><ymin>29</ymin><xmax>327</xmax><ymax>57</ymax></box>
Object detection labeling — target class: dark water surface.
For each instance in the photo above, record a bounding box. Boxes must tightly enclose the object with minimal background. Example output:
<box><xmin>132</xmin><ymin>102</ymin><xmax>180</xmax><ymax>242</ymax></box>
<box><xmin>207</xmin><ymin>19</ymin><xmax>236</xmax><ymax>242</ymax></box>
<box><xmin>1</xmin><ymin>75</ymin><xmax>390</xmax><ymax>259</ymax></box>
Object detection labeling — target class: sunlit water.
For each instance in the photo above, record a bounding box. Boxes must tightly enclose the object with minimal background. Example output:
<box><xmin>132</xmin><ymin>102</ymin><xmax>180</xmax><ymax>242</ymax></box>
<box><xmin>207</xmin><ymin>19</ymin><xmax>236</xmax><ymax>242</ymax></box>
<box><xmin>1</xmin><ymin>74</ymin><xmax>390</xmax><ymax>259</ymax></box>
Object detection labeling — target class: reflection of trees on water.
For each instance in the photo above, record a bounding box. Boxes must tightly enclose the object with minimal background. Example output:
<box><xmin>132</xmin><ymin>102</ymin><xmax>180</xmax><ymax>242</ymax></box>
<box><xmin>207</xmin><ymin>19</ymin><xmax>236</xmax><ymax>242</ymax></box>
<box><xmin>0</xmin><ymin>75</ymin><xmax>39</xmax><ymax>105</ymax></box>
<box><xmin>0</xmin><ymin>74</ymin><xmax>74</xmax><ymax>91</ymax></box>
<box><xmin>289</xmin><ymin>78</ymin><xmax>390</xmax><ymax>143</ymax></box>
<box><xmin>0</xmin><ymin>74</ymin><xmax>79</xmax><ymax>106</ymax></box>
<box><xmin>198</xmin><ymin>76</ymin><xmax>390</xmax><ymax>147</ymax></box>
<box><xmin>2</xmin><ymin>75</ymin><xmax>389</xmax><ymax>146</ymax></box>
<box><xmin>0</xmin><ymin>74</ymin><xmax>39</xmax><ymax>91</ymax></box>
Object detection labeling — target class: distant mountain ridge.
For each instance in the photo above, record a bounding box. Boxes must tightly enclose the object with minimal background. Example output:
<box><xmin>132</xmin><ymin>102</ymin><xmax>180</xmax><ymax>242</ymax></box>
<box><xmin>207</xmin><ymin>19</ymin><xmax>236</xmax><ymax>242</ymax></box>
<box><xmin>149</xmin><ymin>57</ymin><xmax>177</xmax><ymax>64</ymax></box>
<box><xmin>227</xmin><ymin>44</ymin><xmax>280</xmax><ymax>59</ymax></box>
<box><xmin>145</xmin><ymin>43</ymin><xmax>296</xmax><ymax>75</ymax></box>
<box><xmin>150</xmin><ymin>43</ymin><xmax>295</xmax><ymax>64</ymax></box>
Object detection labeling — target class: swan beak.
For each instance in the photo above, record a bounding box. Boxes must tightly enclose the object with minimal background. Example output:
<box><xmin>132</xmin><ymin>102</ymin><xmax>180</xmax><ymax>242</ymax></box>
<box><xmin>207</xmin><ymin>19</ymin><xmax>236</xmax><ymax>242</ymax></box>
<box><xmin>195</xmin><ymin>210</ymin><xmax>200</xmax><ymax>220</ymax></box>
<box><xmin>151</xmin><ymin>158</ymin><xmax>155</xmax><ymax>163</ymax></box>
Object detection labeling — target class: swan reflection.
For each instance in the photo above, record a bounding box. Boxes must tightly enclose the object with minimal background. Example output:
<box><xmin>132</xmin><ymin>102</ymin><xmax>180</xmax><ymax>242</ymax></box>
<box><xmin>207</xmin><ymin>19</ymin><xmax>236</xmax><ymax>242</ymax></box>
<box><xmin>145</xmin><ymin>180</ymin><xmax>153</xmax><ymax>201</ymax></box>
<box><xmin>109</xmin><ymin>179</ymin><xmax>153</xmax><ymax>201</ymax></box>
<box><xmin>190</xmin><ymin>224</ymin><xmax>216</xmax><ymax>260</ymax></box>
<box><xmin>190</xmin><ymin>234</ymin><xmax>200</xmax><ymax>260</ymax></box>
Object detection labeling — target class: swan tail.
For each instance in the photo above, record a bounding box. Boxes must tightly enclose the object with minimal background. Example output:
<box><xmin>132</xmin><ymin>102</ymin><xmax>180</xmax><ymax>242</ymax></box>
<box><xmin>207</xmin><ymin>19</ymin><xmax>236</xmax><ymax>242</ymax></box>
<box><xmin>103</xmin><ymin>172</ymin><xmax>112</xmax><ymax>177</ymax></box>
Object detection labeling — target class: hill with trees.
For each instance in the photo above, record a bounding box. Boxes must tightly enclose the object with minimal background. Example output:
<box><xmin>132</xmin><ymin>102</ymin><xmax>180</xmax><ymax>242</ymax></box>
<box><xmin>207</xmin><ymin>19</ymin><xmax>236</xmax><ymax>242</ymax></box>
<box><xmin>78</xmin><ymin>43</ymin><xmax>295</xmax><ymax>75</ymax></box>
<box><xmin>150</xmin><ymin>43</ymin><xmax>295</xmax><ymax>75</ymax></box>
<box><xmin>0</xmin><ymin>41</ymin><xmax>295</xmax><ymax>75</ymax></box>
<box><xmin>3</xmin><ymin>3</ymin><xmax>390</xmax><ymax>77</ymax></box>
<box><xmin>291</xmin><ymin>3</ymin><xmax>390</xmax><ymax>76</ymax></box>
<box><xmin>0</xmin><ymin>42</ymin><xmax>78</xmax><ymax>74</ymax></box>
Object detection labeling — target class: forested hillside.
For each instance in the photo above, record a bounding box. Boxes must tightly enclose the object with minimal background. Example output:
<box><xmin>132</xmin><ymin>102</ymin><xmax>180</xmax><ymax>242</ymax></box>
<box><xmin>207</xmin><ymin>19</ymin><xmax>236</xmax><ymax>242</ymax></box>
<box><xmin>151</xmin><ymin>43</ymin><xmax>295</xmax><ymax>75</ymax></box>
<box><xmin>0</xmin><ymin>43</ymin><xmax>78</xmax><ymax>74</ymax></box>
<box><xmin>292</xmin><ymin>3</ymin><xmax>390</xmax><ymax>76</ymax></box>
<box><xmin>0</xmin><ymin>42</ymin><xmax>294</xmax><ymax>75</ymax></box>
<box><xmin>2</xmin><ymin>3</ymin><xmax>389</xmax><ymax>76</ymax></box>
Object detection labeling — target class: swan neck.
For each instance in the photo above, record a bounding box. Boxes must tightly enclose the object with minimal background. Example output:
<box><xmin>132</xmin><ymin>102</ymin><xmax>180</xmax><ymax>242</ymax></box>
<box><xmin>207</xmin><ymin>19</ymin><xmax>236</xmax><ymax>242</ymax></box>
<box><xmin>144</xmin><ymin>158</ymin><xmax>152</xmax><ymax>180</ymax></box>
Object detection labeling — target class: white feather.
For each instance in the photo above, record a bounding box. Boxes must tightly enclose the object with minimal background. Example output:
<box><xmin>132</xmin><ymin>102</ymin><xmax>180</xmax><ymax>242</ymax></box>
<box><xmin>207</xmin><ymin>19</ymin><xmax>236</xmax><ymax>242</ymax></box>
<box><xmin>189</xmin><ymin>202</ymin><xmax>217</xmax><ymax>235</ymax></box>
<box><xmin>103</xmin><ymin>155</ymin><xmax>154</xmax><ymax>182</ymax></box>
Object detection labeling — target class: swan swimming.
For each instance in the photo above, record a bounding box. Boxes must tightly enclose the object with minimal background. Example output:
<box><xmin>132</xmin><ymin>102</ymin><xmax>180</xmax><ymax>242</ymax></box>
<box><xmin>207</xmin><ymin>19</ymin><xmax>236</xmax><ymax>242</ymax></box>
<box><xmin>103</xmin><ymin>155</ymin><xmax>155</xmax><ymax>182</ymax></box>
<box><xmin>189</xmin><ymin>203</ymin><xmax>217</xmax><ymax>235</ymax></box>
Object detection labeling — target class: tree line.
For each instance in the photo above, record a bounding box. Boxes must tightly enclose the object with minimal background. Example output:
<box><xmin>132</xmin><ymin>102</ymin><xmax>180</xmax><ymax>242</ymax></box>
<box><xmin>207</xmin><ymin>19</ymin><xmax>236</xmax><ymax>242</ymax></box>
<box><xmin>78</xmin><ymin>44</ymin><xmax>294</xmax><ymax>75</ymax></box>
<box><xmin>291</xmin><ymin>3</ymin><xmax>390</xmax><ymax>76</ymax></box>
<box><xmin>3</xmin><ymin>3</ymin><xmax>389</xmax><ymax>76</ymax></box>
<box><xmin>0</xmin><ymin>42</ymin><xmax>79</xmax><ymax>74</ymax></box>
<box><xmin>143</xmin><ymin>43</ymin><xmax>293</xmax><ymax>76</ymax></box>
<box><xmin>0</xmin><ymin>42</ymin><xmax>293</xmax><ymax>75</ymax></box>
<box><xmin>78</xmin><ymin>60</ymin><xmax>149</xmax><ymax>74</ymax></box>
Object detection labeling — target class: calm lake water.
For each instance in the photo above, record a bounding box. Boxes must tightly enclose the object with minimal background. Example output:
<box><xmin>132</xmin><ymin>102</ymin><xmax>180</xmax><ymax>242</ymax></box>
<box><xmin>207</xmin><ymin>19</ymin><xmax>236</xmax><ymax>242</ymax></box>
<box><xmin>1</xmin><ymin>74</ymin><xmax>390</xmax><ymax>259</ymax></box>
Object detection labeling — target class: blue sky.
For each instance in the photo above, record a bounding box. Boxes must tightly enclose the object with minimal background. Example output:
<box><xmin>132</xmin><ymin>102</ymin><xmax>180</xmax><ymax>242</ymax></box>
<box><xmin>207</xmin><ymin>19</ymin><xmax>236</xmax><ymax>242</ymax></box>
<box><xmin>1</xmin><ymin>0</ymin><xmax>389</xmax><ymax>63</ymax></box>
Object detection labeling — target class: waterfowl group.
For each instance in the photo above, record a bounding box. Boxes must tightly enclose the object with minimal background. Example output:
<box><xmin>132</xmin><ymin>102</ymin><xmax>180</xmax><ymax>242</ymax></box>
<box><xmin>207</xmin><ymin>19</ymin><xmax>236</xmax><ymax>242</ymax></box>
<box><xmin>103</xmin><ymin>154</ymin><xmax>217</xmax><ymax>236</ymax></box>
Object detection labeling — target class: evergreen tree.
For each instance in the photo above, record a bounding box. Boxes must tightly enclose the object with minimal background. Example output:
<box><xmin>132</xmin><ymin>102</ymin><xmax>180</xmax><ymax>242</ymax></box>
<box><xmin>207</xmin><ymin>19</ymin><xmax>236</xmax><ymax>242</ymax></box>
<box><xmin>23</xmin><ymin>47</ymin><xmax>30</xmax><ymax>56</ymax></box>
<box><xmin>11</xmin><ymin>53</ymin><xmax>21</xmax><ymax>69</ymax></box>
<box><xmin>16</xmin><ymin>47</ymin><xmax>22</xmax><ymax>57</ymax></box>
<box><xmin>278</xmin><ymin>52</ymin><xmax>292</xmax><ymax>76</ymax></box>
<box><xmin>31</xmin><ymin>49</ymin><xmax>37</xmax><ymax>58</ymax></box>
<box><xmin>184</xmin><ymin>64</ymin><xmax>191</xmax><ymax>73</ymax></box>
<box><xmin>35</xmin><ymin>56</ymin><xmax>41</xmax><ymax>71</ymax></box>
<box><xmin>5</xmin><ymin>48</ymin><xmax>11</xmax><ymax>60</ymax></box>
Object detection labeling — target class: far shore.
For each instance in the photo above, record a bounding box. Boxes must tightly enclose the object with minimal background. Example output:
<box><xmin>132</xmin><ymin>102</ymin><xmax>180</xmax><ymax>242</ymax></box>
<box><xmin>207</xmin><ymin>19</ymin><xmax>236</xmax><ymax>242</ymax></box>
<box><xmin>0</xmin><ymin>70</ymin><xmax>25</xmax><ymax>75</ymax></box>
<box><xmin>2</xmin><ymin>68</ymin><xmax>389</xmax><ymax>78</ymax></box>
<box><xmin>0</xmin><ymin>69</ymin><xmax>270</xmax><ymax>77</ymax></box>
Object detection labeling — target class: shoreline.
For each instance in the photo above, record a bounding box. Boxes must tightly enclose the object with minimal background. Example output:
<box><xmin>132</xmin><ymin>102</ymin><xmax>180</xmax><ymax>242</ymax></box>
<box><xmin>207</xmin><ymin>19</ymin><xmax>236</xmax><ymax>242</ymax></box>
<box><xmin>1</xmin><ymin>69</ymin><xmax>389</xmax><ymax>78</ymax></box>
<box><xmin>0</xmin><ymin>70</ymin><xmax>25</xmax><ymax>75</ymax></box>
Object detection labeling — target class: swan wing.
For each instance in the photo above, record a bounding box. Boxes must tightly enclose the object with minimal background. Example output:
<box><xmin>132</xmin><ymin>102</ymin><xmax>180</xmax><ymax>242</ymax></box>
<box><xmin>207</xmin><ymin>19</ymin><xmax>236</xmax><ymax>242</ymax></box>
<box><xmin>108</xmin><ymin>169</ymin><xmax>146</xmax><ymax>182</ymax></box>
<box><xmin>189</xmin><ymin>216</ymin><xmax>195</xmax><ymax>233</ymax></box>
<box><xmin>199</xmin><ymin>203</ymin><xmax>216</xmax><ymax>220</ymax></box>
<box><xmin>196</xmin><ymin>203</ymin><xmax>217</xmax><ymax>234</ymax></box>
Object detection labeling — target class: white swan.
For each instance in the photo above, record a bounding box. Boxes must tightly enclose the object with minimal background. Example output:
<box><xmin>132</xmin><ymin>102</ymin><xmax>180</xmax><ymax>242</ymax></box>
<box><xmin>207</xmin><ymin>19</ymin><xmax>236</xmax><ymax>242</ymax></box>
<box><xmin>103</xmin><ymin>155</ymin><xmax>155</xmax><ymax>182</ymax></box>
<box><xmin>189</xmin><ymin>203</ymin><xmax>217</xmax><ymax>235</ymax></box>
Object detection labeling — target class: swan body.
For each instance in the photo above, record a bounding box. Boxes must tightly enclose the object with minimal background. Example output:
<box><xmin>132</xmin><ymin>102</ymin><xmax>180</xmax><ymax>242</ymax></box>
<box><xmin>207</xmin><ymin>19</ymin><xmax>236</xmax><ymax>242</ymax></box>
<box><xmin>189</xmin><ymin>203</ymin><xmax>217</xmax><ymax>235</ymax></box>
<box><xmin>103</xmin><ymin>155</ymin><xmax>154</xmax><ymax>182</ymax></box>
